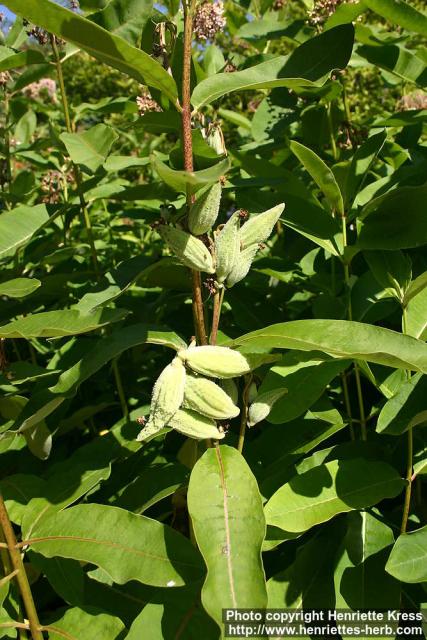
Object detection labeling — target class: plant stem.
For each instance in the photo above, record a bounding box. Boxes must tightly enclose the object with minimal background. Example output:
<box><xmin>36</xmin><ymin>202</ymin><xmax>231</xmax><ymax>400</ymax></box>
<box><xmin>327</xmin><ymin>102</ymin><xmax>338</xmax><ymax>161</ymax></box>
<box><xmin>112</xmin><ymin>357</ymin><xmax>129</xmax><ymax>421</ymax></box>
<box><xmin>400</xmin><ymin>306</ymin><xmax>413</xmax><ymax>534</ymax></box>
<box><xmin>341</xmin><ymin>371</ymin><xmax>355</xmax><ymax>441</ymax></box>
<box><xmin>210</xmin><ymin>287</ymin><xmax>225</xmax><ymax>345</ymax></box>
<box><xmin>237</xmin><ymin>376</ymin><xmax>252</xmax><ymax>454</ymax></box>
<box><xmin>0</xmin><ymin>495</ymin><xmax>43</xmax><ymax>640</ymax></box>
<box><xmin>181</xmin><ymin>1</ymin><xmax>207</xmax><ymax>345</ymax></box>
<box><xmin>50</xmin><ymin>35</ymin><xmax>100</xmax><ymax>279</ymax></box>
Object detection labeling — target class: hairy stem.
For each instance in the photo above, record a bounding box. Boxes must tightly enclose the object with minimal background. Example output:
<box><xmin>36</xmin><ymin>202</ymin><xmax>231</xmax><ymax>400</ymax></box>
<box><xmin>237</xmin><ymin>376</ymin><xmax>252</xmax><ymax>454</ymax></box>
<box><xmin>181</xmin><ymin>2</ymin><xmax>207</xmax><ymax>345</ymax></box>
<box><xmin>210</xmin><ymin>287</ymin><xmax>225</xmax><ymax>345</ymax></box>
<box><xmin>51</xmin><ymin>35</ymin><xmax>100</xmax><ymax>278</ymax></box>
<box><xmin>0</xmin><ymin>495</ymin><xmax>43</xmax><ymax>640</ymax></box>
<box><xmin>400</xmin><ymin>306</ymin><xmax>413</xmax><ymax>534</ymax></box>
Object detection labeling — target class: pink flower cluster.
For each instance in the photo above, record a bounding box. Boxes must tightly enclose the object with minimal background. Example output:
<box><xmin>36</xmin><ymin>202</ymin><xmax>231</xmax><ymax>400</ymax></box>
<box><xmin>397</xmin><ymin>91</ymin><xmax>427</xmax><ymax>111</ymax></box>
<box><xmin>193</xmin><ymin>0</ymin><xmax>226</xmax><ymax>41</ymax></box>
<box><xmin>23</xmin><ymin>78</ymin><xmax>57</xmax><ymax>102</ymax></box>
<box><xmin>136</xmin><ymin>92</ymin><xmax>162</xmax><ymax>116</ymax></box>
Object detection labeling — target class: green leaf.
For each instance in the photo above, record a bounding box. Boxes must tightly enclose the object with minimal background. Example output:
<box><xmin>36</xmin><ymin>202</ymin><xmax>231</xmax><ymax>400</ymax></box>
<box><xmin>0</xmin><ymin>204</ymin><xmax>49</xmax><ymax>260</ymax></box>
<box><xmin>0</xmin><ymin>46</ymin><xmax>45</xmax><ymax>72</ymax></box>
<box><xmin>228</xmin><ymin>319</ymin><xmax>427</xmax><ymax>373</ymax></box>
<box><xmin>344</xmin><ymin>129</ymin><xmax>387</xmax><ymax>208</ymax></box>
<box><xmin>0</xmin><ymin>474</ymin><xmax>47</xmax><ymax>525</ymax></box>
<box><xmin>60</xmin><ymin>124</ymin><xmax>118</xmax><ymax>174</ymax></box>
<box><xmin>265</xmin><ymin>459</ymin><xmax>405</xmax><ymax>533</ymax></box>
<box><xmin>191</xmin><ymin>24</ymin><xmax>355</xmax><ymax>109</ymax></box>
<box><xmin>28</xmin><ymin>504</ymin><xmax>203</xmax><ymax>587</ymax></box>
<box><xmin>357</xmin><ymin>43</ymin><xmax>427</xmax><ymax>87</ymax></box>
<box><xmin>334</xmin><ymin>512</ymin><xmax>400</xmax><ymax>610</ymax></box>
<box><xmin>4</xmin><ymin>0</ymin><xmax>178</xmax><ymax>102</ymax></box>
<box><xmin>404</xmin><ymin>271</ymin><xmax>427</xmax><ymax>306</ymax></box>
<box><xmin>152</xmin><ymin>156</ymin><xmax>230</xmax><ymax>194</ymax></box>
<box><xmin>90</xmin><ymin>0</ymin><xmax>152</xmax><ymax>45</ymax></box>
<box><xmin>187</xmin><ymin>445</ymin><xmax>267</xmax><ymax>628</ymax></box>
<box><xmin>0</xmin><ymin>278</ymin><xmax>41</xmax><ymax>298</ymax></box>
<box><xmin>358</xmin><ymin>184</ymin><xmax>427</xmax><ymax>250</ymax></box>
<box><xmin>0</xmin><ymin>309</ymin><xmax>126</xmax><ymax>339</ymax></box>
<box><xmin>406</xmin><ymin>285</ymin><xmax>427</xmax><ymax>340</ymax></box>
<box><xmin>364</xmin><ymin>250</ymin><xmax>412</xmax><ymax>303</ymax></box>
<box><xmin>386</xmin><ymin>524</ymin><xmax>427</xmax><ymax>583</ymax></box>
<box><xmin>364</xmin><ymin>0</ymin><xmax>427</xmax><ymax>38</ymax></box>
<box><xmin>290</xmin><ymin>140</ymin><xmax>344</xmax><ymax>215</ymax></box>
<box><xmin>325</xmin><ymin>0</ymin><xmax>367</xmax><ymax>29</ymax></box>
<box><xmin>46</xmin><ymin>607</ymin><xmax>125</xmax><ymax>640</ymax></box>
<box><xmin>258</xmin><ymin>352</ymin><xmax>348</xmax><ymax>424</ymax></box>
<box><xmin>377</xmin><ymin>373</ymin><xmax>427</xmax><ymax>435</ymax></box>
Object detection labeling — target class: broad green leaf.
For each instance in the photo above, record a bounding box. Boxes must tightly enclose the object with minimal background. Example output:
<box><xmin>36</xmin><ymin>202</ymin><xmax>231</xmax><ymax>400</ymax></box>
<box><xmin>377</xmin><ymin>373</ymin><xmax>427</xmax><ymax>435</ymax></box>
<box><xmin>28</xmin><ymin>504</ymin><xmax>203</xmax><ymax>587</ymax></box>
<box><xmin>406</xmin><ymin>285</ymin><xmax>427</xmax><ymax>340</ymax></box>
<box><xmin>191</xmin><ymin>24</ymin><xmax>355</xmax><ymax>109</ymax></box>
<box><xmin>258</xmin><ymin>352</ymin><xmax>348</xmax><ymax>424</ymax></box>
<box><xmin>15</xmin><ymin>110</ymin><xmax>37</xmax><ymax>145</ymax></box>
<box><xmin>0</xmin><ymin>309</ymin><xmax>126</xmax><ymax>339</ymax></box>
<box><xmin>152</xmin><ymin>156</ymin><xmax>230</xmax><ymax>194</ymax></box>
<box><xmin>236</xmin><ymin>18</ymin><xmax>307</xmax><ymax>42</ymax></box>
<box><xmin>358</xmin><ymin>43</ymin><xmax>427</xmax><ymax>87</ymax></box>
<box><xmin>4</xmin><ymin>0</ymin><xmax>178</xmax><ymax>102</ymax></box>
<box><xmin>358</xmin><ymin>184</ymin><xmax>427</xmax><ymax>250</ymax></box>
<box><xmin>0</xmin><ymin>204</ymin><xmax>49</xmax><ymax>259</ymax></box>
<box><xmin>187</xmin><ymin>445</ymin><xmax>267</xmax><ymax>628</ymax></box>
<box><xmin>126</xmin><ymin>588</ymin><xmax>218</xmax><ymax>640</ymax></box>
<box><xmin>364</xmin><ymin>0</ymin><xmax>427</xmax><ymax>38</ymax></box>
<box><xmin>228</xmin><ymin>320</ymin><xmax>427</xmax><ymax>373</ymax></box>
<box><xmin>90</xmin><ymin>0</ymin><xmax>152</xmax><ymax>45</ymax></box>
<box><xmin>404</xmin><ymin>271</ymin><xmax>427</xmax><ymax>306</ymax></box>
<box><xmin>334</xmin><ymin>512</ymin><xmax>400</xmax><ymax>610</ymax></box>
<box><xmin>0</xmin><ymin>474</ymin><xmax>47</xmax><ymax>525</ymax></box>
<box><xmin>268</xmin><ymin>520</ymin><xmax>345</xmax><ymax>609</ymax></box>
<box><xmin>50</xmin><ymin>324</ymin><xmax>186</xmax><ymax>396</ymax></box>
<box><xmin>290</xmin><ymin>140</ymin><xmax>344</xmax><ymax>215</ymax></box>
<box><xmin>265</xmin><ymin>458</ymin><xmax>405</xmax><ymax>533</ymax></box>
<box><xmin>386</xmin><ymin>524</ymin><xmax>427</xmax><ymax>583</ymax></box>
<box><xmin>60</xmin><ymin>124</ymin><xmax>118</xmax><ymax>174</ymax></box>
<box><xmin>0</xmin><ymin>46</ymin><xmax>45</xmax><ymax>72</ymax></box>
<box><xmin>344</xmin><ymin>129</ymin><xmax>387</xmax><ymax>208</ymax></box>
<box><xmin>46</xmin><ymin>607</ymin><xmax>125</xmax><ymax>640</ymax></box>
<box><xmin>0</xmin><ymin>278</ymin><xmax>41</xmax><ymax>298</ymax></box>
<box><xmin>325</xmin><ymin>0</ymin><xmax>367</xmax><ymax>29</ymax></box>
<box><xmin>364</xmin><ymin>250</ymin><xmax>411</xmax><ymax>303</ymax></box>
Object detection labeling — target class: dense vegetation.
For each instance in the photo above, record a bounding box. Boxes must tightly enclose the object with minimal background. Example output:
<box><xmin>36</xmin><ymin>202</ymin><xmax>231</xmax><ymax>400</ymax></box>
<box><xmin>0</xmin><ymin>0</ymin><xmax>427</xmax><ymax>638</ymax></box>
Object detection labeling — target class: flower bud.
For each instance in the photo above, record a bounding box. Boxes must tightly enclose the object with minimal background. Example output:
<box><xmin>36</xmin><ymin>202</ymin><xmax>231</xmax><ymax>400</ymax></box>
<box><xmin>247</xmin><ymin>388</ymin><xmax>287</xmax><ymax>427</ymax></box>
<box><xmin>188</xmin><ymin>182</ymin><xmax>221</xmax><ymax>236</ymax></box>
<box><xmin>226</xmin><ymin>244</ymin><xmax>258</xmax><ymax>288</ymax></box>
<box><xmin>159</xmin><ymin>225</ymin><xmax>215</xmax><ymax>273</ymax></box>
<box><xmin>168</xmin><ymin>409</ymin><xmax>225</xmax><ymax>440</ymax></box>
<box><xmin>178</xmin><ymin>345</ymin><xmax>277</xmax><ymax>379</ymax></box>
<box><xmin>183</xmin><ymin>374</ymin><xmax>240</xmax><ymax>419</ymax></box>
<box><xmin>239</xmin><ymin>204</ymin><xmax>285</xmax><ymax>250</ymax></box>
<box><xmin>148</xmin><ymin>356</ymin><xmax>186</xmax><ymax>429</ymax></box>
<box><xmin>215</xmin><ymin>213</ymin><xmax>240</xmax><ymax>283</ymax></box>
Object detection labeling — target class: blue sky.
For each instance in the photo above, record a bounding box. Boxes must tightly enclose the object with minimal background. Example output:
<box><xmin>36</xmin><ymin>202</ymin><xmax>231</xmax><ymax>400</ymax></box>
<box><xmin>0</xmin><ymin>5</ymin><xmax>15</xmax><ymax>20</ymax></box>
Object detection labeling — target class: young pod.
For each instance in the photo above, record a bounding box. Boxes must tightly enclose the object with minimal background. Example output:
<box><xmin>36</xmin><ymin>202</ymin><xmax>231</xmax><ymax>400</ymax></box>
<box><xmin>239</xmin><ymin>203</ymin><xmax>285</xmax><ymax>250</ymax></box>
<box><xmin>220</xmin><ymin>378</ymin><xmax>239</xmax><ymax>405</ymax></box>
<box><xmin>183</xmin><ymin>374</ymin><xmax>240</xmax><ymax>419</ymax></box>
<box><xmin>247</xmin><ymin>387</ymin><xmax>288</xmax><ymax>428</ymax></box>
<box><xmin>137</xmin><ymin>422</ymin><xmax>169</xmax><ymax>443</ymax></box>
<box><xmin>226</xmin><ymin>244</ymin><xmax>259</xmax><ymax>288</ymax></box>
<box><xmin>148</xmin><ymin>356</ymin><xmax>186</xmax><ymax>429</ymax></box>
<box><xmin>188</xmin><ymin>182</ymin><xmax>221</xmax><ymax>236</ymax></box>
<box><xmin>178</xmin><ymin>345</ymin><xmax>277</xmax><ymax>379</ymax></box>
<box><xmin>167</xmin><ymin>408</ymin><xmax>225</xmax><ymax>440</ymax></box>
<box><xmin>215</xmin><ymin>212</ymin><xmax>240</xmax><ymax>283</ymax></box>
<box><xmin>158</xmin><ymin>225</ymin><xmax>215</xmax><ymax>273</ymax></box>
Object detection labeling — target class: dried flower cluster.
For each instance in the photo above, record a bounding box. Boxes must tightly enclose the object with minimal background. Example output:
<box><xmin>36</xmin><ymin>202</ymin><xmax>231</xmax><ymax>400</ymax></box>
<box><xmin>26</xmin><ymin>25</ymin><xmax>50</xmax><ymax>46</ymax></box>
<box><xmin>0</xmin><ymin>72</ymin><xmax>11</xmax><ymax>88</ymax></box>
<box><xmin>0</xmin><ymin>159</ymin><xmax>9</xmax><ymax>187</ymax></box>
<box><xmin>136</xmin><ymin>91</ymin><xmax>162</xmax><ymax>116</ymax></box>
<box><xmin>193</xmin><ymin>0</ymin><xmax>226</xmax><ymax>41</ymax></box>
<box><xmin>308</xmin><ymin>0</ymin><xmax>357</xmax><ymax>26</ymax></box>
<box><xmin>23</xmin><ymin>78</ymin><xmax>57</xmax><ymax>102</ymax></box>
<box><xmin>40</xmin><ymin>170</ymin><xmax>72</xmax><ymax>204</ymax></box>
<box><xmin>69</xmin><ymin>0</ymin><xmax>80</xmax><ymax>10</ymax></box>
<box><xmin>397</xmin><ymin>90</ymin><xmax>427</xmax><ymax>111</ymax></box>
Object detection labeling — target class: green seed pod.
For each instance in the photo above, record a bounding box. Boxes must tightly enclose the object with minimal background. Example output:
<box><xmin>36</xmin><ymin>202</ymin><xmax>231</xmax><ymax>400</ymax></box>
<box><xmin>168</xmin><ymin>408</ymin><xmax>225</xmax><ymax>440</ymax></box>
<box><xmin>148</xmin><ymin>356</ymin><xmax>186</xmax><ymax>429</ymax></box>
<box><xmin>137</xmin><ymin>422</ymin><xmax>169</xmax><ymax>443</ymax></box>
<box><xmin>178</xmin><ymin>346</ymin><xmax>277</xmax><ymax>379</ymax></box>
<box><xmin>239</xmin><ymin>203</ymin><xmax>285</xmax><ymax>250</ymax></box>
<box><xmin>220</xmin><ymin>378</ymin><xmax>239</xmax><ymax>405</ymax></box>
<box><xmin>247</xmin><ymin>381</ymin><xmax>258</xmax><ymax>404</ymax></box>
<box><xmin>247</xmin><ymin>388</ymin><xmax>288</xmax><ymax>428</ymax></box>
<box><xmin>188</xmin><ymin>182</ymin><xmax>222</xmax><ymax>236</ymax></box>
<box><xmin>183</xmin><ymin>374</ymin><xmax>240</xmax><ymax>419</ymax></box>
<box><xmin>215</xmin><ymin>212</ymin><xmax>240</xmax><ymax>283</ymax></box>
<box><xmin>226</xmin><ymin>244</ymin><xmax>259</xmax><ymax>288</ymax></box>
<box><xmin>158</xmin><ymin>225</ymin><xmax>215</xmax><ymax>274</ymax></box>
